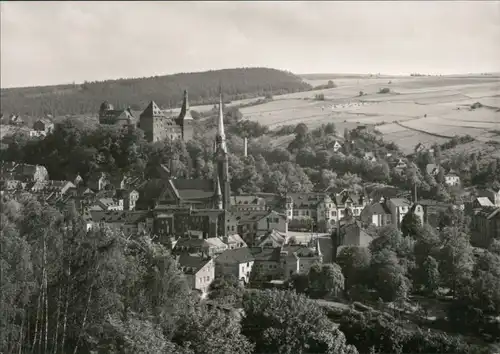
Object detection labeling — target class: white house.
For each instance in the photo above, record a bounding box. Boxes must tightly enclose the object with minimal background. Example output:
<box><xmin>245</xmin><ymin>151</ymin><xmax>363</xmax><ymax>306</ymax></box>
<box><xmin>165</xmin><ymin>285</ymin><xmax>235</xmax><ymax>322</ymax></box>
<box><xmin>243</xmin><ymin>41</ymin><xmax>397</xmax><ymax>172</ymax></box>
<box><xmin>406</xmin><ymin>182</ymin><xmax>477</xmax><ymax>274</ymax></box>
<box><xmin>444</xmin><ymin>171</ymin><xmax>460</xmax><ymax>186</ymax></box>
<box><xmin>178</xmin><ymin>254</ymin><xmax>215</xmax><ymax>297</ymax></box>
<box><xmin>333</xmin><ymin>141</ymin><xmax>343</xmax><ymax>152</ymax></box>
<box><xmin>215</xmin><ymin>247</ymin><xmax>255</xmax><ymax>284</ymax></box>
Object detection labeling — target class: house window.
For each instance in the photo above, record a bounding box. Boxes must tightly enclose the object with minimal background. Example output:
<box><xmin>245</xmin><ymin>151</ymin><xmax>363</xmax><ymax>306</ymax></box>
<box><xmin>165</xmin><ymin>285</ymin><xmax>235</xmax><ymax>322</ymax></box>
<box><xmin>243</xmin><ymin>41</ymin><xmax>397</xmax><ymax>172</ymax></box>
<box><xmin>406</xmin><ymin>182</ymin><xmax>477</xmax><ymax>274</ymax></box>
<box><xmin>331</xmin><ymin>211</ymin><xmax>337</xmax><ymax>217</ymax></box>
<box><xmin>293</xmin><ymin>210</ymin><xmax>298</xmax><ymax>216</ymax></box>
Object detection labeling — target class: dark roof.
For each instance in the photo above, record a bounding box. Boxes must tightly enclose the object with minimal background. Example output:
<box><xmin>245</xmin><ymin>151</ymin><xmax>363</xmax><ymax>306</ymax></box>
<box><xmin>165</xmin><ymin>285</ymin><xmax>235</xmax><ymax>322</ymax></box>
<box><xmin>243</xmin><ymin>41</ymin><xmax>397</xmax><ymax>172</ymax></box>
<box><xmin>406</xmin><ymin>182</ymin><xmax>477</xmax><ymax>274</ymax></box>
<box><xmin>233</xmin><ymin>210</ymin><xmax>270</xmax><ymax>223</ymax></box>
<box><xmin>140</xmin><ymin>101</ymin><xmax>164</xmax><ymax>118</ymax></box>
<box><xmin>249</xmin><ymin>247</ymin><xmax>281</xmax><ymax>262</ymax></box>
<box><xmin>171</xmin><ymin>178</ymin><xmax>215</xmax><ymax>200</ymax></box>
<box><xmin>177</xmin><ymin>253</ymin><xmax>211</xmax><ymax>274</ymax></box>
<box><xmin>175</xmin><ymin>237</ymin><xmax>206</xmax><ymax>248</ymax></box>
<box><xmin>216</xmin><ymin>247</ymin><xmax>254</xmax><ymax>264</ymax></box>
<box><xmin>231</xmin><ymin>195</ymin><xmax>266</xmax><ymax>206</ymax></box>
<box><xmin>388</xmin><ymin>198</ymin><xmax>411</xmax><ymax>207</ymax></box>
<box><xmin>369</xmin><ymin>202</ymin><xmax>392</xmax><ymax>215</ymax></box>
<box><xmin>90</xmin><ymin>210</ymin><xmax>149</xmax><ymax>224</ymax></box>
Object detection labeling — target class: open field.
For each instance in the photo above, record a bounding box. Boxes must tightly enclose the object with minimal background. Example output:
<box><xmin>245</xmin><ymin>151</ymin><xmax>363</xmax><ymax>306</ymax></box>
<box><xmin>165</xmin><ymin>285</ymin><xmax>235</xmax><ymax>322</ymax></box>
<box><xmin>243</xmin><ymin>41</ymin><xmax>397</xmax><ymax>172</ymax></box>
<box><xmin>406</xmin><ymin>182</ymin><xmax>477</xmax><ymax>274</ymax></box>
<box><xmin>246</xmin><ymin>75</ymin><xmax>499</xmax><ymax>154</ymax></box>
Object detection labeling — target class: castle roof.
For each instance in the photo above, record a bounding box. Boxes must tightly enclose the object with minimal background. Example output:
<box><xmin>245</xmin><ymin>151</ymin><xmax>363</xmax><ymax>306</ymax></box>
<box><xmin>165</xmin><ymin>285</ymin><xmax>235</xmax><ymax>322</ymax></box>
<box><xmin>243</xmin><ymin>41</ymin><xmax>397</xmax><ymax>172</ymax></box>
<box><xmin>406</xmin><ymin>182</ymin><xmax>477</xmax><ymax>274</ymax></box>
<box><xmin>140</xmin><ymin>101</ymin><xmax>164</xmax><ymax>118</ymax></box>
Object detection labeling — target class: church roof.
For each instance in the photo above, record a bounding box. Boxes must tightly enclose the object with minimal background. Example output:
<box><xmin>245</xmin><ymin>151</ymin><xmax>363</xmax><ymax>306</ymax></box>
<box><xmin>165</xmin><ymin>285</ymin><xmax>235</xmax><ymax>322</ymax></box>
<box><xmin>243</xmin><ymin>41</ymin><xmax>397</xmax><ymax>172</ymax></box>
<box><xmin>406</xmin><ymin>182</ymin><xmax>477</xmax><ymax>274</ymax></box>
<box><xmin>170</xmin><ymin>178</ymin><xmax>215</xmax><ymax>200</ymax></box>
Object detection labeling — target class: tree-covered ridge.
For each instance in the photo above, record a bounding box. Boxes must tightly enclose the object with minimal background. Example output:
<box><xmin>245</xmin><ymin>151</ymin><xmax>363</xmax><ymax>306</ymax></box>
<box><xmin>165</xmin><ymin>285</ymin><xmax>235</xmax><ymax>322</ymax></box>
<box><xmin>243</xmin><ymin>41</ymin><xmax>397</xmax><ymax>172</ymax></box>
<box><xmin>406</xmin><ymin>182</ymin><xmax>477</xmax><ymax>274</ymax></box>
<box><xmin>0</xmin><ymin>67</ymin><xmax>312</xmax><ymax>117</ymax></box>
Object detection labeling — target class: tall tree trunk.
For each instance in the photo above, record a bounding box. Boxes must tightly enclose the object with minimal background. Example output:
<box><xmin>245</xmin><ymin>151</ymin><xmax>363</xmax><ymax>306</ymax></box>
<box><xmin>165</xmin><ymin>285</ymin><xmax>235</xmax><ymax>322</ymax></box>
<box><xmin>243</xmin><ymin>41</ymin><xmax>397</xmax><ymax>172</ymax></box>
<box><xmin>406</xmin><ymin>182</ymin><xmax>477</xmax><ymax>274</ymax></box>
<box><xmin>52</xmin><ymin>288</ymin><xmax>62</xmax><ymax>354</ymax></box>
<box><xmin>32</xmin><ymin>289</ymin><xmax>42</xmax><ymax>351</ymax></box>
<box><xmin>73</xmin><ymin>263</ymin><xmax>100</xmax><ymax>354</ymax></box>
<box><xmin>60</xmin><ymin>264</ymin><xmax>70</xmax><ymax>354</ymax></box>
<box><xmin>44</xmin><ymin>236</ymin><xmax>49</xmax><ymax>354</ymax></box>
<box><xmin>17</xmin><ymin>309</ymin><xmax>25</xmax><ymax>354</ymax></box>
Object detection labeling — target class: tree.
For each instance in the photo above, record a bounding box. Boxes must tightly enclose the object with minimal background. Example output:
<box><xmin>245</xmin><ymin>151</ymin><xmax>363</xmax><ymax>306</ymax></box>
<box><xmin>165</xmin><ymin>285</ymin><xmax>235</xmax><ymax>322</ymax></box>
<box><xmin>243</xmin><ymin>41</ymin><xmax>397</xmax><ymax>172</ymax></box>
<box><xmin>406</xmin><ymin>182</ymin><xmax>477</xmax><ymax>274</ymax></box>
<box><xmin>208</xmin><ymin>274</ymin><xmax>245</xmax><ymax>306</ymax></box>
<box><xmin>241</xmin><ymin>289</ymin><xmax>358</xmax><ymax>354</ymax></box>
<box><xmin>370</xmin><ymin>249</ymin><xmax>411</xmax><ymax>302</ymax></box>
<box><xmin>419</xmin><ymin>256</ymin><xmax>440</xmax><ymax>295</ymax></box>
<box><xmin>336</xmin><ymin>246</ymin><xmax>371</xmax><ymax>295</ymax></box>
<box><xmin>438</xmin><ymin>227</ymin><xmax>474</xmax><ymax>295</ymax></box>
<box><xmin>173</xmin><ymin>305</ymin><xmax>253</xmax><ymax>354</ymax></box>
<box><xmin>401</xmin><ymin>211</ymin><xmax>422</xmax><ymax>237</ymax></box>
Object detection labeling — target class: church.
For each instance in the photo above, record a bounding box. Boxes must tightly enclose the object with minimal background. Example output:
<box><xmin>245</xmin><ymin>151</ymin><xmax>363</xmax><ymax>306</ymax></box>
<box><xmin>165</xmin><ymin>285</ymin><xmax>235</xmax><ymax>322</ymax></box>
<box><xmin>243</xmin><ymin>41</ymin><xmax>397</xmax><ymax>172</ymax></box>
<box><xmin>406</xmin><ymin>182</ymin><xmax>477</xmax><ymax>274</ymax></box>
<box><xmin>145</xmin><ymin>92</ymin><xmax>237</xmax><ymax>239</ymax></box>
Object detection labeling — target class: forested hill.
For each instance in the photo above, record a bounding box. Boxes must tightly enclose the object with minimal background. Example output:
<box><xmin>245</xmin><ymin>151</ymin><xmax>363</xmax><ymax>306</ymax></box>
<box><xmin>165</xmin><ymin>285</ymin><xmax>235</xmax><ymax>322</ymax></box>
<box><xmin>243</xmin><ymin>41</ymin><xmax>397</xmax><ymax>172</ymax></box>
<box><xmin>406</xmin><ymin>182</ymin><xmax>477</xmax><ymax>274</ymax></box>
<box><xmin>0</xmin><ymin>67</ymin><xmax>311</xmax><ymax>117</ymax></box>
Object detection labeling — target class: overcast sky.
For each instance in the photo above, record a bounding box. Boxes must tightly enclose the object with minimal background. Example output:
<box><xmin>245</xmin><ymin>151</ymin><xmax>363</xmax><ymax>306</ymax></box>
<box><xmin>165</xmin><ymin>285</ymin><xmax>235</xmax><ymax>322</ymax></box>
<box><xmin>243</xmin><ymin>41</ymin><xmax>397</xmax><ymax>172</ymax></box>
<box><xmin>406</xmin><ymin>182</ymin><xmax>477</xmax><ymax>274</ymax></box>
<box><xmin>1</xmin><ymin>1</ymin><xmax>499</xmax><ymax>88</ymax></box>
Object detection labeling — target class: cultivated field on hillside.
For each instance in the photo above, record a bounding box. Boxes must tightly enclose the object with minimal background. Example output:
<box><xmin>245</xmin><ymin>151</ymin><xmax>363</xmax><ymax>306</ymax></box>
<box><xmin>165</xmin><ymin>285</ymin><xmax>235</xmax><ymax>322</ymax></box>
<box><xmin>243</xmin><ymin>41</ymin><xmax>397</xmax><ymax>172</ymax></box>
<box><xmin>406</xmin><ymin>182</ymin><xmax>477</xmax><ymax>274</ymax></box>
<box><xmin>247</xmin><ymin>75</ymin><xmax>499</xmax><ymax>155</ymax></box>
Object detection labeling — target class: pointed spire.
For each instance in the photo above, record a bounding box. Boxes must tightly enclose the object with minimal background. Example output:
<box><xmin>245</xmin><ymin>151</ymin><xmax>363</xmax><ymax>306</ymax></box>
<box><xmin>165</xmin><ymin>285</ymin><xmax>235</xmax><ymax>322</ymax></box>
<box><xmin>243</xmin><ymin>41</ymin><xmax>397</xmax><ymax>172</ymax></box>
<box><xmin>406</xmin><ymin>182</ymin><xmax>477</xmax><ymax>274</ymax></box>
<box><xmin>216</xmin><ymin>84</ymin><xmax>227</xmax><ymax>152</ymax></box>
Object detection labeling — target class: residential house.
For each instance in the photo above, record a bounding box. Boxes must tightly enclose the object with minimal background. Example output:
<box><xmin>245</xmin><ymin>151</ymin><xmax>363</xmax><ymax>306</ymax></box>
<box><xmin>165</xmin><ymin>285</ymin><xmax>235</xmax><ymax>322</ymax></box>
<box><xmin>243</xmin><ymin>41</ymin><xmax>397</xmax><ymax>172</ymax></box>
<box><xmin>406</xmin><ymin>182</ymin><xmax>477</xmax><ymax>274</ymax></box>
<box><xmin>257</xmin><ymin>230</ymin><xmax>288</xmax><ymax>248</ymax></box>
<box><xmin>235</xmin><ymin>209</ymin><xmax>288</xmax><ymax>244</ymax></box>
<box><xmin>173</xmin><ymin>235</ymin><xmax>232</xmax><ymax>257</ymax></box>
<box><xmin>0</xmin><ymin>162</ymin><xmax>49</xmax><ymax>182</ymax></box>
<box><xmin>472</xmin><ymin>197</ymin><xmax>495</xmax><ymax>209</ymax></box>
<box><xmin>444</xmin><ymin>170</ymin><xmax>460</xmax><ymax>186</ymax></box>
<box><xmin>333</xmin><ymin>140</ymin><xmax>343</xmax><ymax>152</ymax></box>
<box><xmin>415</xmin><ymin>143</ymin><xmax>426</xmax><ymax>153</ymax></box>
<box><xmin>215</xmin><ymin>247</ymin><xmax>255</xmax><ymax>284</ymax></box>
<box><xmin>115</xmin><ymin>188</ymin><xmax>139</xmax><ymax>210</ymax></box>
<box><xmin>360</xmin><ymin>198</ymin><xmax>392</xmax><ymax>227</ymax></box>
<box><xmin>222</xmin><ymin>234</ymin><xmax>247</xmax><ymax>250</ymax></box>
<box><xmin>471</xmin><ymin>207</ymin><xmax>500</xmax><ymax>248</ymax></box>
<box><xmin>385</xmin><ymin>198</ymin><xmax>412</xmax><ymax>228</ymax></box>
<box><xmin>177</xmin><ymin>253</ymin><xmax>214</xmax><ymax>297</ymax></box>
<box><xmin>477</xmin><ymin>188</ymin><xmax>500</xmax><ymax>207</ymax></box>
<box><xmin>285</xmin><ymin>191</ymin><xmax>367</xmax><ymax>232</ymax></box>
<box><xmin>363</xmin><ymin>152</ymin><xmax>377</xmax><ymax>162</ymax></box>
<box><xmin>94</xmin><ymin>197</ymin><xmax>123</xmax><ymax>211</ymax></box>
<box><xmin>394</xmin><ymin>159</ymin><xmax>407</xmax><ymax>175</ymax></box>
<box><xmin>27</xmin><ymin>180</ymin><xmax>77</xmax><ymax>197</ymax></box>
<box><xmin>87</xmin><ymin>210</ymin><xmax>151</xmax><ymax>235</ymax></box>
<box><xmin>426</xmin><ymin>163</ymin><xmax>442</xmax><ymax>177</ymax></box>
<box><xmin>30</xmin><ymin>118</ymin><xmax>54</xmax><ymax>138</ymax></box>
<box><xmin>249</xmin><ymin>244</ymin><xmax>322</xmax><ymax>283</ymax></box>
<box><xmin>230</xmin><ymin>195</ymin><xmax>267</xmax><ymax>211</ymax></box>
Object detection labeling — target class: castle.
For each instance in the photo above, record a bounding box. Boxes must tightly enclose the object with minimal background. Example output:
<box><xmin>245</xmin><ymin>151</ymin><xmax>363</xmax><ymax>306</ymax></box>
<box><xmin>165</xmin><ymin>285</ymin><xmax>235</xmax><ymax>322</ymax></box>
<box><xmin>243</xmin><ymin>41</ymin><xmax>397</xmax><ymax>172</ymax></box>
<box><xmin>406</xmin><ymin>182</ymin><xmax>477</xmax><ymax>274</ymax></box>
<box><xmin>99</xmin><ymin>90</ymin><xmax>194</xmax><ymax>142</ymax></box>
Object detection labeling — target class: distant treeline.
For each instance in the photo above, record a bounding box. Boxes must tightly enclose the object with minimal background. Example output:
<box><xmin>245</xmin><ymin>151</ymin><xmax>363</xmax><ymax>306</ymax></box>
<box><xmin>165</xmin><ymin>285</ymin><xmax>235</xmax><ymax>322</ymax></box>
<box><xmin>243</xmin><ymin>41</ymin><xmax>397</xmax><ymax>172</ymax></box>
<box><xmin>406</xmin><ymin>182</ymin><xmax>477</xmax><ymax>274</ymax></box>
<box><xmin>0</xmin><ymin>67</ymin><xmax>311</xmax><ymax>117</ymax></box>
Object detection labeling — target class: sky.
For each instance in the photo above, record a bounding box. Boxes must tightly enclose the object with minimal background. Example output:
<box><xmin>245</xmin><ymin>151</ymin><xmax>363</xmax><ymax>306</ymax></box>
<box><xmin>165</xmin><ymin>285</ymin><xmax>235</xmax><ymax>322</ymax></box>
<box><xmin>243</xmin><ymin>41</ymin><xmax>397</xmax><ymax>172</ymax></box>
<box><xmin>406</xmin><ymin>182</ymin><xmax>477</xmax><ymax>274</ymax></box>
<box><xmin>1</xmin><ymin>1</ymin><xmax>500</xmax><ymax>88</ymax></box>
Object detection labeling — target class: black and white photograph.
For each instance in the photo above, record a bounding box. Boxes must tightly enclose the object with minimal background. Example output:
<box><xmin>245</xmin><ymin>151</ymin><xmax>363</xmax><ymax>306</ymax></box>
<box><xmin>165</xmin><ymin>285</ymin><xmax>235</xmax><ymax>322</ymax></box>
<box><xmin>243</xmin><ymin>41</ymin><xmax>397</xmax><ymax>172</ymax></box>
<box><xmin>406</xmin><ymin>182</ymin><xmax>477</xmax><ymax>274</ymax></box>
<box><xmin>1</xmin><ymin>1</ymin><xmax>499</xmax><ymax>353</ymax></box>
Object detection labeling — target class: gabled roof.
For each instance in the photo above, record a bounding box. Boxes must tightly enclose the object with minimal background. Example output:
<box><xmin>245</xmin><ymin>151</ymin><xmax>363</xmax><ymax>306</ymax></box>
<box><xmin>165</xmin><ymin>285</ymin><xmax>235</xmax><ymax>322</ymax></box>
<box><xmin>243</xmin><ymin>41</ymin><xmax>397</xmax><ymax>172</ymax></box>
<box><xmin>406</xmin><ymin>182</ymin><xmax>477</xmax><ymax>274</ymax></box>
<box><xmin>204</xmin><ymin>237</ymin><xmax>228</xmax><ymax>249</ymax></box>
<box><xmin>369</xmin><ymin>202</ymin><xmax>392</xmax><ymax>215</ymax></box>
<box><xmin>258</xmin><ymin>230</ymin><xmax>287</xmax><ymax>248</ymax></box>
<box><xmin>475</xmin><ymin>197</ymin><xmax>494</xmax><ymax>207</ymax></box>
<box><xmin>226</xmin><ymin>234</ymin><xmax>246</xmax><ymax>246</ymax></box>
<box><xmin>216</xmin><ymin>247</ymin><xmax>254</xmax><ymax>264</ymax></box>
<box><xmin>177</xmin><ymin>253</ymin><xmax>212</xmax><ymax>274</ymax></box>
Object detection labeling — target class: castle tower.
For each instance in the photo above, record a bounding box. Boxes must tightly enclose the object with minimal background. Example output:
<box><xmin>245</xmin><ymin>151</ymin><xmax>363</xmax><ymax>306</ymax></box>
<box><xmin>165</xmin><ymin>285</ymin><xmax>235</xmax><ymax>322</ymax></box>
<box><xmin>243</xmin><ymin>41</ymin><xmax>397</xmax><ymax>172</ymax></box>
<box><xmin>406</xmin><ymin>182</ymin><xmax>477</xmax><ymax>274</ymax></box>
<box><xmin>176</xmin><ymin>90</ymin><xmax>194</xmax><ymax>140</ymax></box>
<box><xmin>213</xmin><ymin>89</ymin><xmax>231</xmax><ymax>211</ymax></box>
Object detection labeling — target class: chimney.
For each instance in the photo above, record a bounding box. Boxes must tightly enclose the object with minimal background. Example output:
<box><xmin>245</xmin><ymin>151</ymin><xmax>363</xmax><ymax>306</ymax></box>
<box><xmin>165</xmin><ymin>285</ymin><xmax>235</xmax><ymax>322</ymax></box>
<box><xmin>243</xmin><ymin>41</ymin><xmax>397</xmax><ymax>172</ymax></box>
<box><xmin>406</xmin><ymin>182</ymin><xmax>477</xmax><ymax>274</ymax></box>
<box><xmin>244</xmin><ymin>137</ymin><xmax>248</xmax><ymax>157</ymax></box>
<box><xmin>414</xmin><ymin>183</ymin><xmax>418</xmax><ymax>203</ymax></box>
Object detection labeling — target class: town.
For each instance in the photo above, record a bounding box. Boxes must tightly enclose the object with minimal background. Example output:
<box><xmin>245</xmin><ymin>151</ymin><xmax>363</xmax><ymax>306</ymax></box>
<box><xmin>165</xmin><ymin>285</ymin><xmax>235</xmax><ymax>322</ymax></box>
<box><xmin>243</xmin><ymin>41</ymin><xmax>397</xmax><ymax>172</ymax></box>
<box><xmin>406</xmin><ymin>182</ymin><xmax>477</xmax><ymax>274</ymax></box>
<box><xmin>1</xmin><ymin>1</ymin><xmax>499</xmax><ymax>354</ymax></box>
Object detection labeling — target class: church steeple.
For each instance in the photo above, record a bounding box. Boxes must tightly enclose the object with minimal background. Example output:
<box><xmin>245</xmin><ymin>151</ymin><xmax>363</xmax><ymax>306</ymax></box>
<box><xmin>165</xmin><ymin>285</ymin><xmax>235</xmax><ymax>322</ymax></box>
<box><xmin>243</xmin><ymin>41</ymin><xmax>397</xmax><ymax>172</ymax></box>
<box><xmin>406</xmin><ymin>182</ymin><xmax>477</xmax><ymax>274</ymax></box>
<box><xmin>213</xmin><ymin>84</ymin><xmax>231</xmax><ymax>212</ymax></box>
<box><xmin>215</xmin><ymin>88</ymin><xmax>227</xmax><ymax>153</ymax></box>
<box><xmin>214</xmin><ymin>177</ymin><xmax>223</xmax><ymax>210</ymax></box>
